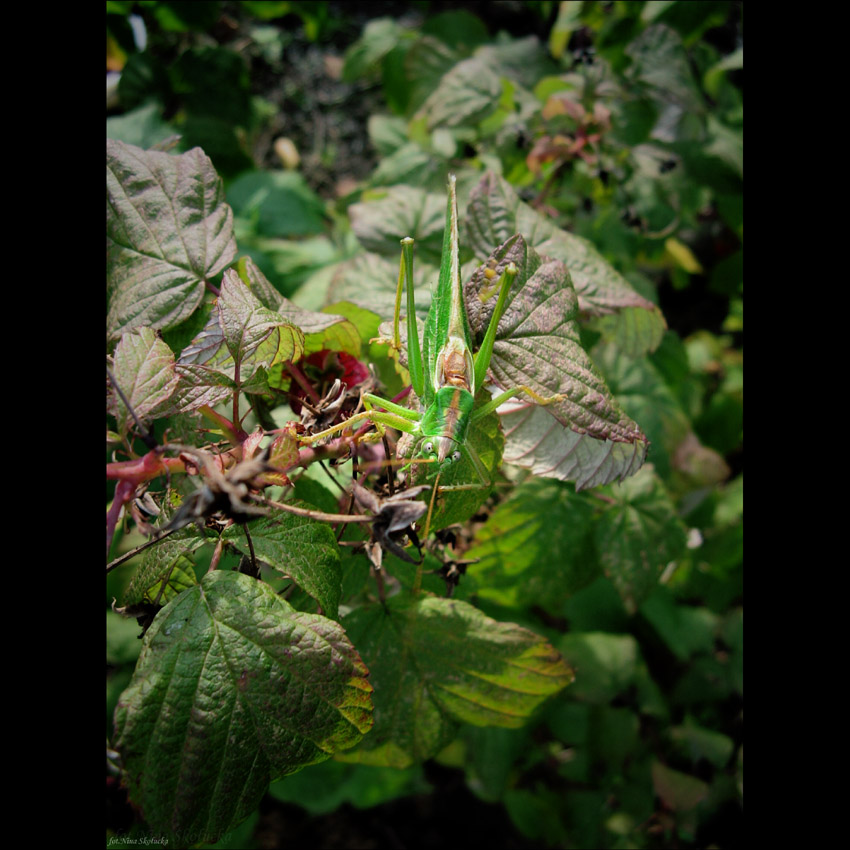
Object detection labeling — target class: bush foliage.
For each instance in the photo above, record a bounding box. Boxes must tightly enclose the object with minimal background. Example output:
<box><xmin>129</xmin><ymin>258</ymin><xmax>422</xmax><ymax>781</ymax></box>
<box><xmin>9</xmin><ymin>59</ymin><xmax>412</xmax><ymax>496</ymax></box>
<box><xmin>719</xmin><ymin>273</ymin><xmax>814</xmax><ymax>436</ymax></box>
<box><xmin>107</xmin><ymin>3</ymin><xmax>742</xmax><ymax>848</ymax></box>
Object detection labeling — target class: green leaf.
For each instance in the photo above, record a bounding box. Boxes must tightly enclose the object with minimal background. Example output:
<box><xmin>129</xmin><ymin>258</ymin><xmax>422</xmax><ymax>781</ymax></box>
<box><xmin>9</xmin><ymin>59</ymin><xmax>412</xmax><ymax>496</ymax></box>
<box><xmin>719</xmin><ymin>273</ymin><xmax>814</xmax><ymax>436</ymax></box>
<box><xmin>178</xmin><ymin>113</ymin><xmax>255</xmax><ymax>179</ymax></box>
<box><xmin>704</xmin><ymin>46</ymin><xmax>742</xmax><ymax>99</ymax></box>
<box><xmin>113</xmin><ymin>570</ymin><xmax>373</xmax><ymax>845</ymax></box>
<box><xmin>240</xmin><ymin>1</ymin><xmax>291</xmax><ymax>20</ymax></box>
<box><xmin>639</xmin><ymin>586</ymin><xmax>719</xmax><ymax>661</ymax></box>
<box><xmin>625</xmin><ymin>24</ymin><xmax>704</xmax><ymax>112</ymax></box>
<box><xmin>402</xmin><ymin>36</ymin><xmax>466</xmax><ymax>116</ymax></box>
<box><xmin>123</xmin><ymin>531</ymin><xmax>204</xmax><ymax>606</ymax></box>
<box><xmin>106</xmin><ymin>102</ymin><xmax>177</xmax><ymax>150</ymax></box>
<box><xmin>237</xmin><ymin>233</ymin><xmax>342</xmax><ymax>296</ymax></box>
<box><xmin>549</xmin><ymin>0</ymin><xmax>584</xmax><ymax>59</ymax></box>
<box><xmin>108</xmin><ymin>328</ymin><xmax>179</xmax><ymax>435</ymax></box>
<box><xmin>466</xmin><ymin>234</ymin><xmax>649</xmax><ymax>488</ymax></box>
<box><xmin>170</xmin><ymin>47</ymin><xmax>252</xmax><ymax>126</ymax></box>
<box><xmin>161</xmin><ymin>362</ymin><xmax>236</xmax><ymax>414</ymax></box>
<box><xmin>651</xmin><ymin>761</ymin><xmax>709</xmax><ymax>811</ymax></box>
<box><xmin>107</xmin><ymin>140</ymin><xmax>237</xmax><ymax>340</ymax></box>
<box><xmin>669</xmin><ymin>719</ymin><xmax>734</xmax><ymax>769</ymax></box>
<box><xmin>107</xmin><ymin>609</ymin><xmax>144</xmax><ymax>667</ymax></box>
<box><xmin>459</xmin><ymin>724</ymin><xmax>532</xmax><ymax>801</ymax></box>
<box><xmin>149</xmin><ymin>0</ymin><xmax>222</xmax><ymax>31</ymax></box>
<box><xmin>460</xmin><ymin>479</ymin><xmax>600</xmax><ymax>610</ymax></box>
<box><xmin>416</xmin><ymin>56</ymin><xmax>502</xmax><ymax>130</ymax></box>
<box><xmin>223</xmin><ymin>513</ymin><xmax>342</xmax><ymax>620</ymax></box>
<box><xmin>268</xmin><ymin>760</ymin><xmax>428</xmax><ymax>815</ymax></box>
<box><xmin>370</xmin><ymin>142</ymin><xmax>445</xmax><ymax>190</ymax></box>
<box><xmin>350</xmin><ymin>186</ymin><xmax>449</xmax><ymax>265</ymax></box>
<box><xmin>504</xmin><ymin>787</ymin><xmax>568</xmax><ymax>844</ymax></box>
<box><xmin>338</xmin><ymin>596</ymin><xmax>574</xmax><ymax>767</ymax></box>
<box><xmin>591</xmin><ymin>339</ymin><xmax>691</xmax><ymax>481</ymax></box>
<box><xmin>465</xmin><ymin>172</ymin><xmax>666</xmax><ymax>351</ymax></box>
<box><xmin>367</xmin><ymin>114</ymin><xmax>410</xmax><ymax>157</ymax></box>
<box><xmin>475</xmin><ymin>35</ymin><xmax>558</xmax><ymax>90</ymax></box>
<box><xmin>556</xmin><ymin>632</ymin><xmax>639</xmax><ymax>704</ymax></box>
<box><xmin>326</xmin><ymin>251</ymin><xmax>436</xmax><ymax>322</ymax></box>
<box><xmin>227</xmin><ymin>170</ymin><xmax>326</xmax><ymax>237</ymax></box>
<box><xmin>342</xmin><ymin>18</ymin><xmax>404</xmax><ymax>82</ymax></box>
<box><xmin>117</xmin><ymin>53</ymin><xmax>172</xmax><ymax>111</ymax></box>
<box><xmin>594</xmin><ymin>466</ymin><xmax>689</xmax><ymax>611</ymax></box>
<box><xmin>421</xmin><ymin>9</ymin><xmax>489</xmax><ymax>51</ymax></box>
<box><xmin>592</xmin><ymin>295</ymin><xmax>667</xmax><ymax>358</ymax></box>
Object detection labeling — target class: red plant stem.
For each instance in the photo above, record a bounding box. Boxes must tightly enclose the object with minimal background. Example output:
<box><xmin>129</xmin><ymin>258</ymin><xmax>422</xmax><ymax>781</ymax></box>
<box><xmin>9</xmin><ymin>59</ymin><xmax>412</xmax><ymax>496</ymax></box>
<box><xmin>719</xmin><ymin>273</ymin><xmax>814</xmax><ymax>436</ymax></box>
<box><xmin>208</xmin><ymin>538</ymin><xmax>225</xmax><ymax>572</ymax></box>
<box><xmin>232</xmin><ymin>362</ymin><xmax>241</xmax><ymax>433</ymax></box>
<box><xmin>106</xmin><ymin>450</ymin><xmax>180</xmax><ymax>483</ymax></box>
<box><xmin>286</xmin><ymin>360</ymin><xmax>321</xmax><ymax>404</ymax></box>
<box><xmin>199</xmin><ymin>405</ymin><xmax>244</xmax><ymax>444</ymax></box>
<box><xmin>392</xmin><ymin>385</ymin><xmax>413</xmax><ymax>405</ymax></box>
<box><xmin>107</xmin><ymin>479</ymin><xmax>136</xmax><ymax>557</ymax></box>
<box><xmin>106</xmin><ymin>435</ymin><xmax>362</xmax><ymax>561</ymax></box>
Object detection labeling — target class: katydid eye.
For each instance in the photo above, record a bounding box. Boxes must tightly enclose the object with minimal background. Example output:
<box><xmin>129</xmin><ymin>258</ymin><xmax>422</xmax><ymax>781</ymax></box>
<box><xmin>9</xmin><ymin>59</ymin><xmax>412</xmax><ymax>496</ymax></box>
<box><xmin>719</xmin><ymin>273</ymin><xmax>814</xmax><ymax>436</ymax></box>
<box><xmin>423</xmin><ymin>441</ymin><xmax>433</xmax><ymax>454</ymax></box>
<box><xmin>451</xmin><ymin>450</ymin><xmax>462</xmax><ymax>463</ymax></box>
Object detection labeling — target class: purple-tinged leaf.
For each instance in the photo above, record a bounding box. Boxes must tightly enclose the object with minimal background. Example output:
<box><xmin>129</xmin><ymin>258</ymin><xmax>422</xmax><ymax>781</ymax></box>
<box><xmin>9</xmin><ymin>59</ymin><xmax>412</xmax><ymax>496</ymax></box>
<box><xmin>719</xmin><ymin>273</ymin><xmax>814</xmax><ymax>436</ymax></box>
<box><xmin>217</xmin><ymin>271</ymin><xmax>304</xmax><ymax>368</ymax></box>
<box><xmin>465</xmin><ymin>172</ymin><xmax>666</xmax><ymax>353</ymax></box>
<box><xmin>108</xmin><ymin>328</ymin><xmax>179</xmax><ymax>435</ymax></box>
<box><xmin>171</xmin><ymin>272</ymin><xmax>305</xmax><ymax>411</ymax></box>
<box><xmin>237</xmin><ymin>257</ymin><xmax>361</xmax><ymax>357</ymax></box>
<box><xmin>107</xmin><ymin>140</ymin><xmax>236</xmax><ymax>340</ymax></box>
<box><xmin>162</xmin><ymin>363</ymin><xmax>235</xmax><ymax>414</ymax></box>
<box><xmin>466</xmin><ymin>234</ymin><xmax>648</xmax><ymax>487</ymax></box>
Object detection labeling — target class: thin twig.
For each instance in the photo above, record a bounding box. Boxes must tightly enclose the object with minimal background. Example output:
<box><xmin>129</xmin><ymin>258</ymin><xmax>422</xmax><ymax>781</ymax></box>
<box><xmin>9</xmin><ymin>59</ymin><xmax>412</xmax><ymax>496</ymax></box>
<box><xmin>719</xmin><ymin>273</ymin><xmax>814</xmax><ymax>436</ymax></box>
<box><xmin>262</xmin><ymin>497</ymin><xmax>375</xmax><ymax>524</ymax></box>
<box><xmin>107</xmin><ymin>366</ymin><xmax>158</xmax><ymax>450</ymax></box>
<box><xmin>244</xmin><ymin>524</ymin><xmax>258</xmax><ymax>574</ymax></box>
<box><xmin>106</xmin><ymin>528</ymin><xmax>178</xmax><ymax>573</ymax></box>
<box><xmin>381</xmin><ymin>433</ymin><xmax>395</xmax><ymax>496</ymax></box>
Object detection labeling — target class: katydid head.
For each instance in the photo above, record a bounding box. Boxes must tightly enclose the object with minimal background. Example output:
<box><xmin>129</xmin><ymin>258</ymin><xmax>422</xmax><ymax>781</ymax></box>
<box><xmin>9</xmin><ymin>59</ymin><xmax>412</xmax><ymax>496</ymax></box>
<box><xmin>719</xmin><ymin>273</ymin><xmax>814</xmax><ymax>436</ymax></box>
<box><xmin>417</xmin><ymin>436</ymin><xmax>463</xmax><ymax>475</ymax></box>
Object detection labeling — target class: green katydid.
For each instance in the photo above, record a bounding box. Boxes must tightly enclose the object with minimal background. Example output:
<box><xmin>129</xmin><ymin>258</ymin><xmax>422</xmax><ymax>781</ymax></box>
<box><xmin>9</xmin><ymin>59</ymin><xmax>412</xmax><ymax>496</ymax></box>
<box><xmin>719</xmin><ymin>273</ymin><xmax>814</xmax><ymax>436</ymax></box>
<box><xmin>301</xmin><ymin>174</ymin><xmax>562</xmax><ymax>511</ymax></box>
